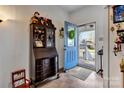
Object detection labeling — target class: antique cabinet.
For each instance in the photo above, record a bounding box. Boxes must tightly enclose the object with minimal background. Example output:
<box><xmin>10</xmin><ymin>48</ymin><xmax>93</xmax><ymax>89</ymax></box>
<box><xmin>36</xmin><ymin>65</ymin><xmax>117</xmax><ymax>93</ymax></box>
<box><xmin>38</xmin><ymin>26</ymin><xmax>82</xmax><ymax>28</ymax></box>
<box><xmin>30</xmin><ymin>13</ymin><xmax>59</xmax><ymax>87</ymax></box>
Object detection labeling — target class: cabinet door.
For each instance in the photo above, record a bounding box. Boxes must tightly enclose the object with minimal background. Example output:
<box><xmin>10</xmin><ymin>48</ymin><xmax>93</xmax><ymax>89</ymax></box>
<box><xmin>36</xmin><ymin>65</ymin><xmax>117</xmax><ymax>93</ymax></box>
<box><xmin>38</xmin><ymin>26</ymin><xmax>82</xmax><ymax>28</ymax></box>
<box><xmin>33</xmin><ymin>25</ymin><xmax>45</xmax><ymax>48</ymax></box>
<box><xmin>46</xmin><ymin>28</ymin><xmax>55</xmax><ymax>47</ymax></box>
<box><xmin>43</xmin><ymin>58</ymin><xmax>56</xmax><ymax>78</ymax></box>
<box><xmin>35</xmin><ymin>59</ymin><xmax>44</xmax><ymax>82</ymax></box>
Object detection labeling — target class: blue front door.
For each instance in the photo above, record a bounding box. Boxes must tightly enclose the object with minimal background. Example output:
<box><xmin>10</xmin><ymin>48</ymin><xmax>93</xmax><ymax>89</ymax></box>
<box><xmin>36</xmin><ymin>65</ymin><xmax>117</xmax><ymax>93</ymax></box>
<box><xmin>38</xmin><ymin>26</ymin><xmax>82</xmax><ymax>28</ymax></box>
<box><xmin>64</xmin><ymin>21</ymin><xmax>78</xmax><ymax>70</ymax></box>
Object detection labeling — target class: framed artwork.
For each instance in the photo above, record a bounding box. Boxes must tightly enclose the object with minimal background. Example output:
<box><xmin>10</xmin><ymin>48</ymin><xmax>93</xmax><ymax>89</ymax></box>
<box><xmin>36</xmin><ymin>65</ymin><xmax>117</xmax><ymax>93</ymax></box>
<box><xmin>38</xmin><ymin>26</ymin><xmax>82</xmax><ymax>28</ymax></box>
<box><xmin>117</xmin><ymin>30</ymin><xmax>124</xmax><ymax>43</ymax></box>
<box><xmin>113</xmin><ymin>5</ymin><xmax>124</xmax><ymax>23</ymax></box>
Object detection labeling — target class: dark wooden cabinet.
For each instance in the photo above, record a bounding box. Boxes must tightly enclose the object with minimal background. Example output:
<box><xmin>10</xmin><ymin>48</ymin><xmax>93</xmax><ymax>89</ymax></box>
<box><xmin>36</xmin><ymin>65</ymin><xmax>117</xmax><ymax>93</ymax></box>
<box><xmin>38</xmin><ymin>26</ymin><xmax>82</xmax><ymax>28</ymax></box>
<box><xmin>30</xmin><ymin>15</ymin><xmax>59</xmax><ymax>87</ymax></box>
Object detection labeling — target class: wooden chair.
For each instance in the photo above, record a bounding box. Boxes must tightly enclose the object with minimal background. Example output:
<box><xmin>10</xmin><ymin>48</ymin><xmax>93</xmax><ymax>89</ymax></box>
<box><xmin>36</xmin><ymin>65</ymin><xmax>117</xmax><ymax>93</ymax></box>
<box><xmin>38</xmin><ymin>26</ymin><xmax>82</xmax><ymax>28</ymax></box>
<box><xmin>12</xmin><ymin>69</ymin><xmax>30</xmax><ymax>88</ymax></box>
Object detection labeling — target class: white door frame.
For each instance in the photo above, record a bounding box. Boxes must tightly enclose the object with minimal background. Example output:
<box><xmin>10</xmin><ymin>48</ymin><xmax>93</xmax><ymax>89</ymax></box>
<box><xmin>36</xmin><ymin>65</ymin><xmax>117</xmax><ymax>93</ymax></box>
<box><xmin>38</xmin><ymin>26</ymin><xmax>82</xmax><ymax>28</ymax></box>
<box><xmin>77</xmin><ymin>22</ymin><xmax>96</xmax><ymax>71</ymax></box>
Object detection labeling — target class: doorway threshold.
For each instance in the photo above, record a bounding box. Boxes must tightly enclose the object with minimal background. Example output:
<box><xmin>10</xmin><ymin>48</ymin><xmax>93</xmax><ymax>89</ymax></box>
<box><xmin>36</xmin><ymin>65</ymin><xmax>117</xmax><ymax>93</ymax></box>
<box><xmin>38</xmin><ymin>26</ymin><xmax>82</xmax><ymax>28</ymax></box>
<box><xmin>78</xmin><ymin>62</ymin><xmax>96</xmax><ymax>71</ymax></box>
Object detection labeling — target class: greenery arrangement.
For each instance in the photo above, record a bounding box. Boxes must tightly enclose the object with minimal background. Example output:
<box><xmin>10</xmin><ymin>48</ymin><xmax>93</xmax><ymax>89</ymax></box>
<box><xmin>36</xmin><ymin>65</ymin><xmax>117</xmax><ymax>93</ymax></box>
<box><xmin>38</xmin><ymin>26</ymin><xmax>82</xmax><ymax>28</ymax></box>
<box><xmin>68</xmin><ymin>30</ymin><xmax>75</xmax><ymax>39</ymax></box>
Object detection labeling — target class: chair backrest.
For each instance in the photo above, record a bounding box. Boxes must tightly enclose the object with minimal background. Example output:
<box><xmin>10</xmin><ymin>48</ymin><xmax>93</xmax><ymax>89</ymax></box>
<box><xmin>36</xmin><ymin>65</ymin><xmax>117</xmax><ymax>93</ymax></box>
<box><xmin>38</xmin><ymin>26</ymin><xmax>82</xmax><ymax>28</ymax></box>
<box><xmin>12</xmin><ymin>69</ymin><xmax>26</xmax><ymax>88</ymax></box>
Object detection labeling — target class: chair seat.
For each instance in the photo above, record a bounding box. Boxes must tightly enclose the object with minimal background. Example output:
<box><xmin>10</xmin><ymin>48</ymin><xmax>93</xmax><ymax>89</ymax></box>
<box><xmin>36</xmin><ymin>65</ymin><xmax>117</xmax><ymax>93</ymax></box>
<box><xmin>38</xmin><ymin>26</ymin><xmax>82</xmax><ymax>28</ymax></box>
<box><xmin>12</xmin><ymin>69</ymin><xmax>30</xmax><ymax>88</ymax></box>
<box><xmin>15</xmin><ymin>81</ymin><xmax>30</xmax><ymax>88</ymax></box>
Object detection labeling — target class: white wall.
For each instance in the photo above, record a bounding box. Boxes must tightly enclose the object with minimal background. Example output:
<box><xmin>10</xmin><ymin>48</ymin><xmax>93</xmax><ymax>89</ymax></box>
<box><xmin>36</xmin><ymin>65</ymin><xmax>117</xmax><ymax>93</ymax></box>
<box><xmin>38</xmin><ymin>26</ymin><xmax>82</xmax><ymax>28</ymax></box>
<box><xmin>0</xmin><ymin>5</ymin><xmax>69</xmax><ymax>88</ymax></box>
<box><xmin>0</xmin><ymin>6</ymin><xmax>27</xmax><ymax>87</ymax></box>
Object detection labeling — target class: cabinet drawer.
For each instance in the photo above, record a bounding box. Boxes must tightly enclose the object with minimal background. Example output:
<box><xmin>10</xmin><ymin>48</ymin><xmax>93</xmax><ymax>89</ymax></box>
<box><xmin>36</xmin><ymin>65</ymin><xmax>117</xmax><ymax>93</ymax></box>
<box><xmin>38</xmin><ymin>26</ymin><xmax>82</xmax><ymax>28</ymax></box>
<box><xmin>36</xmin><ymin>59</ymin><xmax>43</xmax><ymax>65</ymax></box>
<box><xmin>36</xmin><ymin>65</ymin><xmax>43</xmax><ymax>71</ymax></box>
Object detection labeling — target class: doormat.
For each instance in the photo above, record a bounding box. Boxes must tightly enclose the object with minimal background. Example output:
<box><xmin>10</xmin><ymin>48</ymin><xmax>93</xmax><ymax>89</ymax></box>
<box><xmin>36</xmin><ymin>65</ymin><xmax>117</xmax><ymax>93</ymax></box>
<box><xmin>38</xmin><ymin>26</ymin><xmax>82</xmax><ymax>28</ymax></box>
<box><xmin>67</xmin><ymin>67</ymin><xmax>93</xmax><ymax>81</ymax></box>
<box><xmin>78</xmin><ymin>62</ymin><xmax>96</xmax><ymax>71</ymax></box>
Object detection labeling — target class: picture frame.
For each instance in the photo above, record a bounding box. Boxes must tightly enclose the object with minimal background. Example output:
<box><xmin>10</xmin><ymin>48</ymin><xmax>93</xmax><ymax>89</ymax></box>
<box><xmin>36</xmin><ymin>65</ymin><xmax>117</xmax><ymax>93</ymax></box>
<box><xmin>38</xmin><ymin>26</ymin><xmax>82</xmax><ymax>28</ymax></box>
<box><xmin>117</xmin><ymin>30</ymin><xmax>124</xmax><ymax>43</ymax></box>
<box><xmin>113</xmin><ymin>5</ymin><xmax>124</xmax><ymax>23</ymax></box>
<box><xmin>34</xmin><ymin>40</ymin><xmax>43</xmax><ymax>47</ymax></box>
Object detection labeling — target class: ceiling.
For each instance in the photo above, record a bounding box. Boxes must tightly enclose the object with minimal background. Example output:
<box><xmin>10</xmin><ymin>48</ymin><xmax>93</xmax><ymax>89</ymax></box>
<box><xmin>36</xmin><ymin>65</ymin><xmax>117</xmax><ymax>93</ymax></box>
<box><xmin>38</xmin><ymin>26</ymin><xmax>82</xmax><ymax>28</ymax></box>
<box><xmin>60</xmin><ymin>5</ymin><xmax>85</xmax><ymax>13</ymax></box>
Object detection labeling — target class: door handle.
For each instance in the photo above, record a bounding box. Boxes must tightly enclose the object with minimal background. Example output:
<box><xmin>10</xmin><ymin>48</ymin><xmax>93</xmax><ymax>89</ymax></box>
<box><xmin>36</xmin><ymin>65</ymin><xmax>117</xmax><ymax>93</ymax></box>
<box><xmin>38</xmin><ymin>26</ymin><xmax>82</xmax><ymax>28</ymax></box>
<box><xmin>64</xmin><ymin>47</ymin><xmax>66</xmax><ymax>51</ymax></box>
<box><xmin>64</xmin><ymin>45</ymin><xmax>66</xmax><ymax>51</ymax></box>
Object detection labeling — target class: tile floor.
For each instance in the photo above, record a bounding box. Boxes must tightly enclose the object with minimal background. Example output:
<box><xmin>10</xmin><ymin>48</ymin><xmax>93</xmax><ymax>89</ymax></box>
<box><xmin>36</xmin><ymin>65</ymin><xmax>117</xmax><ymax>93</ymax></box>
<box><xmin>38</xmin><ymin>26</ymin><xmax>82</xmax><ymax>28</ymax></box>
<box><xmin>38</xmin><ymin>67</ymin><xmax>103</xmax><ymax>88</ymax></box>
